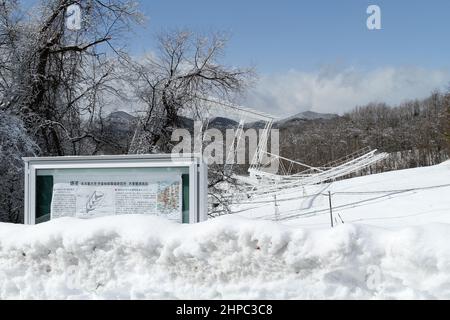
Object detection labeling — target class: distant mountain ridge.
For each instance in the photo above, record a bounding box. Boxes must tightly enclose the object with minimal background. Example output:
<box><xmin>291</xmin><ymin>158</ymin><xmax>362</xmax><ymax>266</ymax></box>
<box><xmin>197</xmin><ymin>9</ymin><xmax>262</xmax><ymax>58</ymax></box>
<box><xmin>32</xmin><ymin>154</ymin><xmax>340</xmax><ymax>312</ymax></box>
<box><xmin>106</xmin><ymin>110</ymin><xmax>137</xmax><ymax>122</ymax></box>
<box><xmin>275</xmin><ymin>111</ymin><xmax>338</xmax><ymax>127</ymax></box>
<box><xmin>105</xmin><ymin>110</ymin><xmax>339</xmax><ymax>131</ymax></box>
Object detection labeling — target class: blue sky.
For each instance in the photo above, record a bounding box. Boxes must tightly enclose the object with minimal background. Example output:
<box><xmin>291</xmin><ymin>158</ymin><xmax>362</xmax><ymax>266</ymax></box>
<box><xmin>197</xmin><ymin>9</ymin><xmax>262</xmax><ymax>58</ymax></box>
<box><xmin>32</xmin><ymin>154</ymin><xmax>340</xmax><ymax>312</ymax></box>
<box><xmin>22</xmin><ymin>0</ymin><xmax>450</xmax><ymax>115</ymax></box>
<box><xmin>134</xmin><ymin>0</ymin><xmax>450</xmax><ymax>73</ymax></box>
<box><xmin>130</xmin><ymin>0</ymin><xmax>450</xmax><ymax>115</ymax></box>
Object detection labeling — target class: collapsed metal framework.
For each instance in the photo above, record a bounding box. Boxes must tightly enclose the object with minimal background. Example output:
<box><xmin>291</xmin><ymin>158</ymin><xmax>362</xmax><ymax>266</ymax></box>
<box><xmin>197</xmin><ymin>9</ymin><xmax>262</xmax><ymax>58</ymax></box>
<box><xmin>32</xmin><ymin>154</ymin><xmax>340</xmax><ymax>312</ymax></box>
<box><xmin>243</xmin><ymin>147</ymin><xmax>388</xmax><ymax>197</ymax></box>
<box><xmin>197</xmin><ymin>99</ymin><xmax>389</xmax><ymax>203</ymax></box>
<box><xmin>197</xmin><ymin>96</ymin><xmax>276</xmax><ymax>175</ymax></box>
<box><xmin>131</xmin><ymin>97</ymin><xmax>388</xmax><ymax>202</ymax></box>
<box><xmin>201</xmin><ymin>100</ymin><xmax>388</xmax><ymax>203</ymax></box>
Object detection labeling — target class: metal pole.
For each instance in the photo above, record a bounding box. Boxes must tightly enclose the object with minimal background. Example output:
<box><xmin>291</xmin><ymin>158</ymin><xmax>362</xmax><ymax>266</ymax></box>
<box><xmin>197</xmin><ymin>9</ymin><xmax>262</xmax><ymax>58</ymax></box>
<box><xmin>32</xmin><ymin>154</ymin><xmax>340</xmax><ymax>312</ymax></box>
<box><xmin>274</xmin><ymin>195</ymin><xmax>279</xmax><ymax>221</ymax></box>
<box><xmin>328</xmin><ymin>191</ymin><xmax>334</xmax><ymax>228</ymax></box>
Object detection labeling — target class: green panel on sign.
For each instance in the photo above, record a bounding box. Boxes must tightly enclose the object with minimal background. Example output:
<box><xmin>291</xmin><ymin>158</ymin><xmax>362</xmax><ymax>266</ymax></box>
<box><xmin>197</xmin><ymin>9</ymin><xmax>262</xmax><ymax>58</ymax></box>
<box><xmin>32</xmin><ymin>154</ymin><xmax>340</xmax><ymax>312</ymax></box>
<box><xmin>35</xmin><ymin>176</ymin><xmax>53</xmax><ymax>224</ymax></box>
<box><xmin>182</xmin><ymin>174</ymin><xmax>189</xmax><ymax>223</ymax></box>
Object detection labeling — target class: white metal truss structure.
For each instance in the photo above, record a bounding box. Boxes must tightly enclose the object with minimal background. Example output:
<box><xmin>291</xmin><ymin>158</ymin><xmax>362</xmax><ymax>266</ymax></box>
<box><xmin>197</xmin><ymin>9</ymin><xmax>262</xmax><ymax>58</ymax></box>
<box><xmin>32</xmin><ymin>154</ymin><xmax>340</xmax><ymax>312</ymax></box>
<box><xmin>129</xmin><ymin>96</ymin><xmax>389</xmax><ymax>204</ymax></box>
<box><xmin>242</xmin><ymin>147</ymin><xmax>389</xmax><ymax>198</ymax></box>
<box><xmin>194</xmin><ymin>96</ymin><xmax>276</xmax><ymax>175</ymax></box>
<box><xmin>195</xmin><ymin>99</ymin><xmax>389</xmax><ymax>202</ymax></box>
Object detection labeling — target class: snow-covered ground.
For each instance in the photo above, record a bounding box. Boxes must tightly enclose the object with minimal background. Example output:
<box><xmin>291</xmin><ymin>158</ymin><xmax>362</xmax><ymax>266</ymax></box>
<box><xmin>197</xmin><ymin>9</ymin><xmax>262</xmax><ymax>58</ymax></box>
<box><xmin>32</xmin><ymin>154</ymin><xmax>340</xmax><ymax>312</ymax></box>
<box><xmin>1</xmin><ymin>215</ymin><xmax>450</xmax><ymax>299</ymax></box>
<box><xmin>0</xmin><ymin>161</ymin><xmax>449</xmax><ymax>299</ymax></box>
<box><xmin>238</xmin><ymin>160</ymin><xmax>450</xmax><ymax>229</ymax></box>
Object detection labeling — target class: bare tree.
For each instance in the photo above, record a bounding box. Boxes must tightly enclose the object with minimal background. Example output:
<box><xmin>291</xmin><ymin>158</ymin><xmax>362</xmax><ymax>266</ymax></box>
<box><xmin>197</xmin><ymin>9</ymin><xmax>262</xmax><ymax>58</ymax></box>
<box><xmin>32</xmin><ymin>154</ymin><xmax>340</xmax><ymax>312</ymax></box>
<box><xmin>444</xmin><ymin>90</ymin><xmax>450</xmax><ymax>153</ymax></box>
<box><xmin>0</xmin><ymin>0</ymin><xmax>143</xmax><ymax>156</ymax></box>
<box><xmin>0</xmin><ymin>0</ymin><xmax>143</xmax><ymax>222</ymax></box>
<box><xmin>0</xmin><ymin>111</ymin><xmax>38</xmax><ymax>223</ymax></box>
<box><xmin>121</xmin><ymin>30</ymin><xmax>255</xmax><ymax>217</ymax></box>
<box><xmin>125</xmin><ymin>30</ymin><xmax>254</xmax><ymax>153</ymax></box>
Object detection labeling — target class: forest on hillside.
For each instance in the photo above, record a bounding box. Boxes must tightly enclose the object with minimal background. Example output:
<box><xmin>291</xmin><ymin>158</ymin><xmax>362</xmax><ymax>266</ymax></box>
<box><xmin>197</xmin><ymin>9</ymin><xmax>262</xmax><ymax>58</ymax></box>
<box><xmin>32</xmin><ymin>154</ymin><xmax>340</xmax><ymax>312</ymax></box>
<box><xmin>279</xmin><ymin>91</ymin><xmax>450</xmax><ymax>175</ymax></box>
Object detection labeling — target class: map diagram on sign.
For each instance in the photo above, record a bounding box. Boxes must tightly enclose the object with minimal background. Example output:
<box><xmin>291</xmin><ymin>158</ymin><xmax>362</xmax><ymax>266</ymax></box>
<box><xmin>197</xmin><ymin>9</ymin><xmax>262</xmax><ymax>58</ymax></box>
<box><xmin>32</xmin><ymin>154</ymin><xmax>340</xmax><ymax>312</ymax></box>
<box><xmin>86</xmin><ymin>191</ymin><xmax>105</xmax><ymax>213</ymax></box>
<box><xmin>157</xmin><ymin>181</ymin><xmax>181</xmax><ymax>217</ymax></box>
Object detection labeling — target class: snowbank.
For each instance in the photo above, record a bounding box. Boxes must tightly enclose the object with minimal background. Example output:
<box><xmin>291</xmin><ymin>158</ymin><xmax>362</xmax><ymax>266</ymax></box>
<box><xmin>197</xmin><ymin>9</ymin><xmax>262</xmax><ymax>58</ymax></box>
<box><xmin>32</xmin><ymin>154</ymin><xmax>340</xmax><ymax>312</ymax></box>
<box><xmin>1</xmin><ymin>215</ymin><xmax>450</xmax><ymax>299</ymax></box>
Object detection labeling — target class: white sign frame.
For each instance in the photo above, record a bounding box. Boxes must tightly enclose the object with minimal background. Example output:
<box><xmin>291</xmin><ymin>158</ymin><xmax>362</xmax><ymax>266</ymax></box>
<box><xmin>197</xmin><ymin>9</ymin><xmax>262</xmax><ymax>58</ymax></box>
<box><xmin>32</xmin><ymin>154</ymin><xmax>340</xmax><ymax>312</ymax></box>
<box><xmin>23</xmin><ymin>154</ymin><xmax>208</xmax><ymax>225</ymax></box>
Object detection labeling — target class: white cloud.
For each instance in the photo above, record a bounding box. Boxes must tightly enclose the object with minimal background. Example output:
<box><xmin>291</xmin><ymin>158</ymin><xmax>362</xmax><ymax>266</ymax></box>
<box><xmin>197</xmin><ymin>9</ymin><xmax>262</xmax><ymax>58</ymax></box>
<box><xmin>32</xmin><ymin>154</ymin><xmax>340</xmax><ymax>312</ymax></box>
<box><xmin>244</xmin><ymin>66</ymin><xmax>450</xmax><ymax>117</ymax></box>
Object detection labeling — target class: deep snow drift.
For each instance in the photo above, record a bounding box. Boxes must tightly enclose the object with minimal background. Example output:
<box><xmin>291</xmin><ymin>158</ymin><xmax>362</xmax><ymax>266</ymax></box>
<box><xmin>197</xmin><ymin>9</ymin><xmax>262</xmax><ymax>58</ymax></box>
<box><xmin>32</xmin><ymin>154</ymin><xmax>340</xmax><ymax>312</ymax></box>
<box><xmin>1</xmin><ymin>214</ymin><xmax>450</xmax><ymax>299</ymax></box>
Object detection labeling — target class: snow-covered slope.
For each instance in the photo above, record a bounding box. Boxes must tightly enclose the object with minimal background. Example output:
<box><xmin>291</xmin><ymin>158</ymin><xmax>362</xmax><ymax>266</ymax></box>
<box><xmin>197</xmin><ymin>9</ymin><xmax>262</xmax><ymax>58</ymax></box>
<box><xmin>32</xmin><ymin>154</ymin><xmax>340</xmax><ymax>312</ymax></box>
<box><xmin>1</xmin><ymin>215</ymin><xmax>450</xmax><ymax>299</ymax></box>
<box><xmin>0</xmin><ymin>162</ymin><xmax>449</xmax><ymax>299</ymax></box>
<box><xmin>237</xmin><ymin>161</ymin><xmax>450</xmax><ymax>229</ymax></box>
